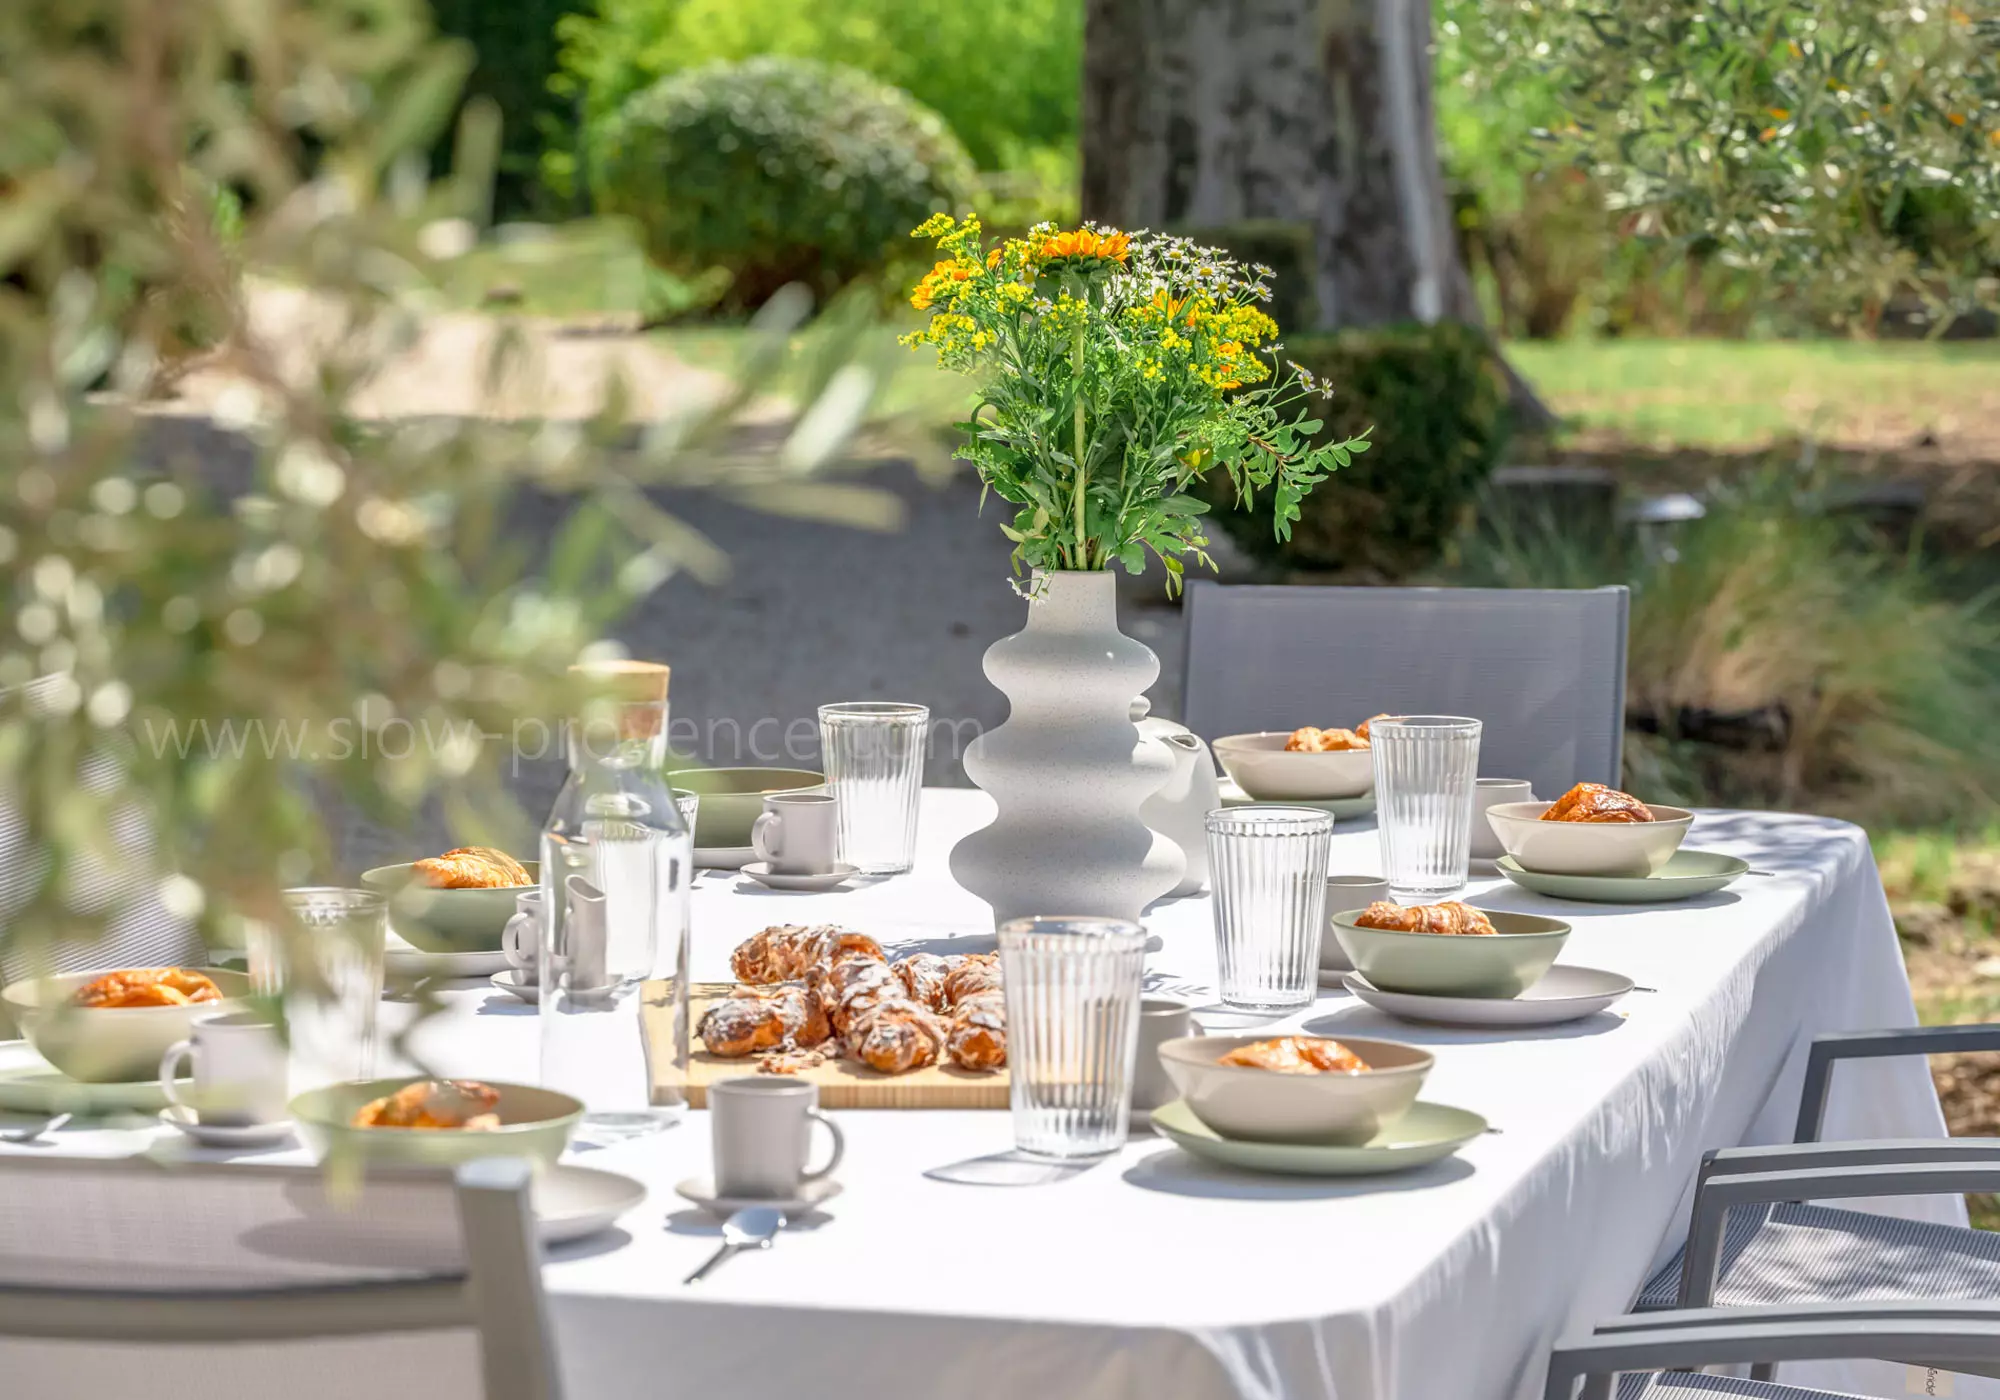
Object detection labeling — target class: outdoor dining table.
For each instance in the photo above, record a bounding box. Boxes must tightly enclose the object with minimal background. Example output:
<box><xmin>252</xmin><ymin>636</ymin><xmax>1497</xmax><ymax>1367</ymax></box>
<box><xmin>4</xmin><ymin>789</ymin><xmax>1970</xmax><ymax>1400</ymax></box>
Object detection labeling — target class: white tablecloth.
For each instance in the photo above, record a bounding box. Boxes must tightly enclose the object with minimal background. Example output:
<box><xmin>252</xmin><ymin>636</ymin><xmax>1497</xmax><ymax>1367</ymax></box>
<box><xmin>6</xmin><ymin>792</ymin><xmax>1968</xmax><ymax>1400</ymax></box>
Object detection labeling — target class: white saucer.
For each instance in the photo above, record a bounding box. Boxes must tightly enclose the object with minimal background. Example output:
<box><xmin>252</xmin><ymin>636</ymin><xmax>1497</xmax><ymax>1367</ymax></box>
<box><xmin>159</xmin><ymin>1104</ymin><xmax>295</xmax><ymax>1148</ymax></box>
<box><xmin>1318</xmin><ymin>967</ymin><xmax>1353</xmax><ymax>989</ymax></box>
<box><xmin>674</xmin><ymin>1175</ymin><xmax>843</xmax><ymax>1219</ymax></box>
<box><xmin>489</xmin><ymin>970</ymin><xmax>541</xmax><ymax>1003</ymax></box>
<box><xmin>695</xmin><ymin>845</ymin><xmax>756</xmax><ymax>871</ymax></box>
<box><xmin>739</xmin><ymin>862</ymin><xmax>858</xmax><ymax>892</ymax></box>
<box><xmin>1342</xmin><ymin>964</ymin><xmax>1635</xmax><ymax>1027</ymax></box>
<box><xmin>535</xmin><ymin>1164</ymin><xmax>647</xmax><ymax>1244</ymax></box>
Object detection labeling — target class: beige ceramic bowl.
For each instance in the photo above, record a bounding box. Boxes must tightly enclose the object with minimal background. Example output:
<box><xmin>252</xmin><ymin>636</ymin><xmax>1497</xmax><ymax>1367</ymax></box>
<box><xmin>1485</xmin><ymin>801</ymin><xmax>1695</xmax><ymax>878</ymax></box>
<box><xmin>1157</xmin><ymin>1034</ymin><xmax>1432</xmax><ymax>1144</ymax></box>
<box><xmin>1330</xmin><ymin>908</ymin><xmax>1571</xmax><ymax>998</ymax></box>
<box><xmin>360</xmin><ymin>862</ymin><xmax>536</xmax><ymax>954</ymax></box>
<box><xmin>1</xmin><ymin>968</ymin><xmax>253</xmax><ymax>1083</ymax></box>
<box><xmin>667</xmin><ymin>767</ymin><xmax>824</xmax><ymax>849</ymax></box>
<box><xmin>290</xmin><ymin>1079</ymin><xmax>584</xmax><ymax>1168</ymax></box>
<box><xmin>1212</xmin><ymin>732</ymin><xmax>1374</xmax><ymax>801</ymax></box>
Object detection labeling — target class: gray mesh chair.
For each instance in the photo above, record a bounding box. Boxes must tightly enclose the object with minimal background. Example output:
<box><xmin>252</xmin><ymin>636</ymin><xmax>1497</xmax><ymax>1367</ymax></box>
<box><xmin>0</xmin><ymin>1155</ymin><xmax>559</xmax><ymax>1400</ymax></box>
<box><xmin>1634</xmin><ymin>1025</ymin><xmax>2000</xmax><ymax>1383</ymax></box>
<box><xmin>1544</xmin><ymin>1300</ymin><xmax>2000</xmax><ymax>1399</ymax></box>
<box><xmin>1180</xmin><ymin>583</ymin><xmax>1629</xmax><ymax>800</ymax></box>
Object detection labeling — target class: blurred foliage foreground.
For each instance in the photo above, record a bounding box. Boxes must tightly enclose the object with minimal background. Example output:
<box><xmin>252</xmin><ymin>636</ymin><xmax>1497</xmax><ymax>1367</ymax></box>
<box><xmin>0</xmin><ymin>1</ymin><xmax>909</xmax><ymax>987</ymax></box>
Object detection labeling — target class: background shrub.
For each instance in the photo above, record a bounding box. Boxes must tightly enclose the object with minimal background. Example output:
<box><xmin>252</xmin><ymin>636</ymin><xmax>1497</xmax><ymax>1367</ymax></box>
<box><xmin>1205</xmin><ymin>322</ymin><xmax>1511</xmax><ymax>578</ymax></box>
<box><xmin>553</xmin><ymin>0</ymin><xmax>1080</xmax><ymax>184</ymax></box>
<box><xmin>593</xmin><ymin>57</ymin><xmax>976</xmax><ymax>311</ymax></box>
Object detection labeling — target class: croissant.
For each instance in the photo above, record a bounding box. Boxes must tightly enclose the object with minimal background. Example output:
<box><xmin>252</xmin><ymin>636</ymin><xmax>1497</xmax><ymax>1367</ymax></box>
<box><xmin>732</xmin><ymin>924</ymin><xmax>885</xmax><ymax>985</ymax></box>
<box><xmin>73</xmin><ymin>967</ymin><xmax>222</xmax><ymax>1009</ymax></box>
<box><xmin>846</xmin><ymin>997</ymin><xmax>950</xmax><ymax>1073</ymax></box>
<box><xmin>1541</xmin><ymin>782</ymin><xmax>1653</xmax><ymax>824</ymax></box>
<box><xmin>697</xmin><ymin>982</ymin><xmax>831</xmax><ymax>1058</ymax></box>
<box><xmin>1285</xmin><ymin>726</ymin><xmax>1368</xmax><ymax>753</ymax></box>
<box><xmin>1219</xmin><ymin>1036</ymin><xmax>1368</xmax><ymax>1074</ymax></box>
<box><xmin>893</xmin><ymin>952</ymin><xmax>954</xmax><ymax>1012</ymax></box>
<box><xmin>946</xmin><ymin>990</ymin><xmax>1007</xmax><ymax>1070</ymax></box>
<box><xmin>941</xmin><ymin>952</ymin><xmax>1001</xmax><ymax>1007</ymax></box>
<box><xmin>351</xmin><ymin>1079</ymin><xmax>502</xmax><ymax>1130</ymax></box>
<box><xmin>1354</xmin><ymin>714</ymin><xmax>1392</xmax><ymax>742</ymax></box>
<box><xmin>1354</xmin><ymin>900</ymin><xmax>1497</xmax><ymax>936</ymax></box>
<box><xmin>411</xmin><ymin>846</ymin><xmax>531</xmax><ymax>889</ymax></box>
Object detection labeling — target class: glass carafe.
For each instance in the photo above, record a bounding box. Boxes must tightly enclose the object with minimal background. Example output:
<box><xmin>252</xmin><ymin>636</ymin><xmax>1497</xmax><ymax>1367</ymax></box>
<box><xmin>539</xmin><ymin>676</ymin><xmax>690</xmax><ymax>1139</ymax></box>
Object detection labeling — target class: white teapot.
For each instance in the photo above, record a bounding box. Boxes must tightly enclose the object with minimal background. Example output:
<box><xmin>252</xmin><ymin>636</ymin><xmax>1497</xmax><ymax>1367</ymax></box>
<box><xmin>1133</xmin><ymin>697</ymin><xmax>1219</xmax><ymax>897</ymax></box>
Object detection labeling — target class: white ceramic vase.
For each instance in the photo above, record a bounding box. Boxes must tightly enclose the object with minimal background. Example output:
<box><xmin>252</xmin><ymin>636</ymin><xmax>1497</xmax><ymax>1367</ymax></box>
<box><xmin>953</xmin><ymin>571</ymin><xmax>1183</xmax><ymax>926</ymax></box>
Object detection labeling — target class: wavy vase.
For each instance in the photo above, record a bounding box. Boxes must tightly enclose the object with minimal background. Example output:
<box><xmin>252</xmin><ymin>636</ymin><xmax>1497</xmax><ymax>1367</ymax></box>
<box><xmin>953</xmin><ymin>570</ymin><xmax>1183</xmax><ymax>926</ymax></box>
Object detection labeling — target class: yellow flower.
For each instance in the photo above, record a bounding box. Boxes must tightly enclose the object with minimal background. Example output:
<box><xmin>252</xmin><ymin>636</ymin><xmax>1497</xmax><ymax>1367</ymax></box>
<box><xmin>1948</xmin><ymin>112</ymin><xmax>1967</xmax><ymax>127</ymax></box>
<box><xmin>1767</xmin><ymin>107</ymin><xmax>1791</xmax><ymax>121</ymax></box>
<box><xmin>1033</xmin><ymin>227</ymin><xmax>1132</xmax><ymax>266</ymax></box>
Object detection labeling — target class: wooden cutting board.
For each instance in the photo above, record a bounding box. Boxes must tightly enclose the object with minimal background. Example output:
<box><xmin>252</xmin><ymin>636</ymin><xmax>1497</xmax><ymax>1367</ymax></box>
<box><xmin>642</xmin><ymin>980</ymin><xmax>1008</xmax><ymax>1109</ymax></box>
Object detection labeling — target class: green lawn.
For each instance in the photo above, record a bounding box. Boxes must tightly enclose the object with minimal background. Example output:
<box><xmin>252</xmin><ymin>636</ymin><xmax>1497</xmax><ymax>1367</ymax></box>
<box><xmin>1507</xmin><ymin>338</ymin><xmax>2000</xmax><ymax>451</ymax></box>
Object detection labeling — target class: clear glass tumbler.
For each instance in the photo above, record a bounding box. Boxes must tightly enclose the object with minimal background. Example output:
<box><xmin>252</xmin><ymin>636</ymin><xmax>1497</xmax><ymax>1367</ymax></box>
<box><xmin>275</xmin><ymin>887</ymin><xmax>387</xmax><ymax>1086</ymax></box>
<box><xmin>1371</xmin><ymin>716</ymin><xmax>1484</xmax><ymax>903</ymax></box>
<box><xmin>673</xmin><ymin>789</ymin><xmax>700</xmax><ymax>848</ymax></box>
<box><xmin>817</xmin><ymin>701</ymin><xmax>928</xmax><ymax>875</ymax></box>
<box><xmin>998</xmin><ymin>916</ymin><xmax>1148</xmax><ymax>1159</ymax></box>
<box><xmin>1204</xmin><ymin>807</ymin><xmax>1334</xmax><ymax>1012</ymax></box>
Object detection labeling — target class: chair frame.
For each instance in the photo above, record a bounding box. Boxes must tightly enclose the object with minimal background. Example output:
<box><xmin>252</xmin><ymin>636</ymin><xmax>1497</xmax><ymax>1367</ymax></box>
<box><xmin>1546</xmin><ymin>1299</ymin><xmax>2000</xmax><ymax>1400</ymax></box>
<box><xmin>0</xmin><ymin>1155</ymin><xmax>559</xmax><ymax>1400</ymax></box>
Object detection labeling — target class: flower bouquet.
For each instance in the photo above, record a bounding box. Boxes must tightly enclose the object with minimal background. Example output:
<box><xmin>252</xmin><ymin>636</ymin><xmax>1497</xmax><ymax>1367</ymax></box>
<box><xmin>903</xmin><ymin>214</ymin><xmax>1368</xmax><ymax>591</ymax></box>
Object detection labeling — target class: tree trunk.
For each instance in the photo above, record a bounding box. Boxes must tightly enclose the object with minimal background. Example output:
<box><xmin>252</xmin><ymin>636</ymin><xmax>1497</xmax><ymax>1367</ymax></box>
<box><xmin>1082</xmin><ymin>0</ymin><xmax>1555</xmax><ymax>426</ymax></box>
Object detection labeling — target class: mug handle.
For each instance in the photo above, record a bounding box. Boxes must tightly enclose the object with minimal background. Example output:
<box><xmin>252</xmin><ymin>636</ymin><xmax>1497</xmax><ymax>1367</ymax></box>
<box><xmin>802</xmin><ymin>1108</ymin><xmax>844</xmax><ymax>1181</ymax></box>
<box><xmin>751</xmin><ymin>811</ymin><xmax>784</xmax><ymax>864</ymax></box>
<box><xmin>158</xmin><ymin>1038</ymin><xmax>197</xmax><ymax>1113</ymax></box>
<box><xmin>501</xmin><ymin>909</ymin><xmax>538</xmax><ymax>970</ymax></box>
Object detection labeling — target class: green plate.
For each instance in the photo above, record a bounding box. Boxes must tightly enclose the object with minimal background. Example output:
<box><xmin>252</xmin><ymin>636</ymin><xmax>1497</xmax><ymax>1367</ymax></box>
<box><xmin>1219</xmin><ymin>784</ymin><xmax>1375</xmax><ymax>821</ymax></box>
<box><xmin>290</xmin><ymin>1078</ymin><xmax>583</xmax><ymax>1168</ymax></box>
<box><xmin>1495</xmin><ymin>849</ymin><xmax>1750</xmax><ymax>904</ymax></box>
<box><xmin>1150</xmin><ymin>1098</ymin><xmax>1486</xmax><ymax>1176</ymax></box>
<box><xmin>0</xmin><ymin>1041</ymin><xmax>175</xmax><ymax>1115</ymax></box>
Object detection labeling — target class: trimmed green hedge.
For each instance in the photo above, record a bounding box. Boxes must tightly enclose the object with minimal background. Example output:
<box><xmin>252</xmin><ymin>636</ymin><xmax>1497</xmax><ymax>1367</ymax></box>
<box><xmin>594</xmin><ymin>57</ymin><xmax>975</xmax><ymax>311</ymax></box>
<box><xmin>1206</xmin><ymin>322</ymin><xmax>1511</xmax><ymax>577</ymax></box>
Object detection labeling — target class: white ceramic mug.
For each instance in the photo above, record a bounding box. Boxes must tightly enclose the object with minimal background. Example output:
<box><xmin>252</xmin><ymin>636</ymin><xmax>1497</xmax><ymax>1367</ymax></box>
<box><xmin>710</xmin><ymin>1076</ymin><xmax>844</xmax><ymax>1198</ymax></box>
<box><xmin>1131</xmin><ymin>995</ymin><xmax>1196</xmax><ymax>1115</ymax></box>
<box><xmin>750</xmin><ymin>792</ymin><xmax>840</xmax><ymax>875</ymax></box>
<box><xmin>501</xmin><ymin>889</ymin><xmax>543</xmax><ymax>984</ymax></box>
<box><xmin>1322</xmin><ymin>874</ymin><xmax>1393</xmax><ymax>971</ymax></box>
<box><xmin>1469</xmin><ymin>778</ymin><xmax>1536</xmax><ymax>862</ymax></box>
<box><xmin>158</xmin><ymin>1011</ymin><xmax>289</xmax><ymax>1126</ymax></box>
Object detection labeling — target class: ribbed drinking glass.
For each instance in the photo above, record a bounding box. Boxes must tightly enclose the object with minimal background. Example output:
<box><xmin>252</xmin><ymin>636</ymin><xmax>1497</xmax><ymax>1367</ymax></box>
<box><xmin>998</xmin><ymin>916</ymin><xmax>1147</xmax><ymax>1159</ymax></box>
<box><xmin>274</xmin><ymin>887</ymin><xmax>387</xmax><ymax>1087</ymax></box>
<box><xmin>1372</xmin><ymin>716</ymin><xmax>1483</xmax><ymax>903</ymax></box>
<box><xmin>1204</xmin><ymin>807</ymin><xmax>1334</xmax><ymax>1012</ymax></box>
<box><xmin>817</xmin><ymin>701</ymin><xmax>928</xmax><ymax>875</ymax></box>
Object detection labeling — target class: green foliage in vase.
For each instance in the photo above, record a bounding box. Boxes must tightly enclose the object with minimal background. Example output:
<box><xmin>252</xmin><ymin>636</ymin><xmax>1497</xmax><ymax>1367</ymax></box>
<box><xmin>901</xmin><ymin>216</ymin><xmax>1368</xmax><ymax>590</ymax></box>
<box><xmin>1445</xmin><ymin>0</ymin><xmax>2000</xmax><ymax>331</ymax></box>
<box><xmin>595</xmin><ymin>57</ymin><xmax>977</xmax><ymax>312</ymax></box>
<box><xmin>1203</xmin><ymin>323</ymin><xmax>1507</xmax><ymax>579</ymax></box>
<box><xmin>0</xmin><ymin>0</ymin><xmax>901</xmax><ymax>986</ymax></box>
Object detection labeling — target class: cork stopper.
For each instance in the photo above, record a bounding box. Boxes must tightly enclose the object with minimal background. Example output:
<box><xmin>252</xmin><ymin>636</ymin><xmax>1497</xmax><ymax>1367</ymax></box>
<box><xmin>570</xmin><ymin>660</ymin><xmax>669</xmax><ymax>740</ymax></box>
<box><xmin>569</xmin><ymin>659</ymin><xmax>670</xmax><ymax>702</ymax></box>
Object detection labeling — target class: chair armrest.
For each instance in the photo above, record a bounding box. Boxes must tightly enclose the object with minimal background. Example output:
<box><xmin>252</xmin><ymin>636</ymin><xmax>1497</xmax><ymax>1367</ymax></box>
<box><xmin>1679</xmin><ymin>1159</ymin><xmax>2000</xmax><ymax>1308</ymax></box>
<box><xmin>1545</xmin><ymin>1302</ymin><xmax>2000</xmax><ymax>1400</ymax></box>
<box><xmin>1797</xmin><ymin>1024</ymin><xmax>2000</xmax><ymax>1142</ymax></box>
<box><xmin>1703</xmin><ymin>1138</ymin><xmax>2000</xmax><ymax>1175</ymax></box>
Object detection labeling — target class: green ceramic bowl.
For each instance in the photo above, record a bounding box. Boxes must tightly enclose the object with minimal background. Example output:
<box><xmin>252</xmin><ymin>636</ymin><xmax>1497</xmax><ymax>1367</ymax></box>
<box><xmin>1330</xmin><ymin>909</ymin><xmax>1571</xmax><ymax>999</ymax></box>
<box><xmin>359</xmin><ymin>862</ymin><xmax>537</xmax><ymax>954</ymax></box>
<box><xmin>1</xmin><ymin>968</ymin><xmax>253</xmax><ymax>1083</ymax></box>
<box><xmin>666</xmin><ymin>767</ymin><xmax>823</xmax><ymax>849</ymax></box>
<box><xmin>290</xmin><ymin>1078</ymin><xmax>583</xmax><ymax>1168</ymax></box>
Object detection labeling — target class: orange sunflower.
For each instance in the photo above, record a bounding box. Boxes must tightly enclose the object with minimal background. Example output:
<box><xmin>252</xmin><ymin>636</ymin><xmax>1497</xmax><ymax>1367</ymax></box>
<box><xmin>1033</xmin><ymin>227</ymin><xmax>1132</xmax><ymax>267</ymax></box>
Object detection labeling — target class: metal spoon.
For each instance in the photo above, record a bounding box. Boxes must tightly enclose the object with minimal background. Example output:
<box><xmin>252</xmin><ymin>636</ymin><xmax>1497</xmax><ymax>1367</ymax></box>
<box><xmin>682</xmin><ymin>1206</ymin><xmax>783</xmax><ymax>1285</ymax></box>
<box><xmin>0</xmin><ymin>1112</ymin><xmax>71</xmax><ymax>1144</ymax></box>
